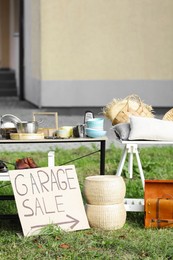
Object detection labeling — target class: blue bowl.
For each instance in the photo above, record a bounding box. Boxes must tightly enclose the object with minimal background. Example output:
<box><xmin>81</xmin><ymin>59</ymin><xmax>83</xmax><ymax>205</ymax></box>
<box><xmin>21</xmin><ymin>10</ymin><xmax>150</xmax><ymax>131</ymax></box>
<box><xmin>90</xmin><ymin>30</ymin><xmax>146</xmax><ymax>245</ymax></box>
<box><xmin>86</xmin><ymin>118</ymin><xmax>104</xmax><ymax>130</ymax></box>
<box><xmin>85</xmin><ymin>128</ymin><xmax>107</xmax><ymax>138</ymax></box>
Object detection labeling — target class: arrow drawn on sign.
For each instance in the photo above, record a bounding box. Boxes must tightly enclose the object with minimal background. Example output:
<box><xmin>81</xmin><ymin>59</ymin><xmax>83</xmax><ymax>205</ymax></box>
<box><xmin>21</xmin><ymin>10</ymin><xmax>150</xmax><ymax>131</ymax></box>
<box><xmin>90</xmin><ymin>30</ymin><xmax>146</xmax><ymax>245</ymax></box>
<box><xmin>31</xmin><ymin>214</ymin><xmax>80</xmax><ymax>230</ymax></box>
<box><xmin>56</xmin><ymin>214</ymin><xmax>80</xmax><ymax>229</ymax></box>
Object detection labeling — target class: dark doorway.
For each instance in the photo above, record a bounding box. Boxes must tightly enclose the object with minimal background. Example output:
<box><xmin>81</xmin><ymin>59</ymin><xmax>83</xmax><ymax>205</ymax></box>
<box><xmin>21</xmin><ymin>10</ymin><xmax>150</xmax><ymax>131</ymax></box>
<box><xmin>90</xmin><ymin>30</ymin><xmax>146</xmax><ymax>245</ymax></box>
<box><xmin>0</xmin><ymin>0</ymin><xmax>24</xmax><ymax>99</ymax></box>
<box><xmin>19</xmin><ymin>0</ymin><xmax>24</xmax><ymax>100</ymax></box>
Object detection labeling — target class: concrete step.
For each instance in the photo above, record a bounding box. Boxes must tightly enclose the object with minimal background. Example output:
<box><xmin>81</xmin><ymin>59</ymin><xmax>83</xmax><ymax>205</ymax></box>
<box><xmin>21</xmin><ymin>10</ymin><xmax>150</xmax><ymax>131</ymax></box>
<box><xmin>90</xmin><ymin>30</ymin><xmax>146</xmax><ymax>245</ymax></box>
<box><xmin>0</xmin><ymin>69</ymin><xmax>17</xmax><ymax>96</ymax></box>
<box><xmin>0</xmin><ymin>88</ymin><xmax>17</xmax><ymax>96</ymax></box>
<box><xmin>0</xmin><ymin>69</ymin><xmax>15</xmax><ymax>81</ymax></box>
<box><xmin>0</xmin><ymin>80</ymin><xmax>16</xmax><ymax>89</ymax></box>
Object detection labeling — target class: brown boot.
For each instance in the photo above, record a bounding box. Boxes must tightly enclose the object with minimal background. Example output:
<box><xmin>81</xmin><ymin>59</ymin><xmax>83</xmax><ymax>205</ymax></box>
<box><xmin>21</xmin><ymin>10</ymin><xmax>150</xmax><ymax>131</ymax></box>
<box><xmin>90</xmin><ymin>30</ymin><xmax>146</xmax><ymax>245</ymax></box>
<box><xmin>27</xmin><ymin>157</ymin><xmax>38</xmax><ymax>168</ymax></box>
<box><xmin>15</xmin><ymin>158</ymin><xmax>30</xmax><ymax>169</ymax></box>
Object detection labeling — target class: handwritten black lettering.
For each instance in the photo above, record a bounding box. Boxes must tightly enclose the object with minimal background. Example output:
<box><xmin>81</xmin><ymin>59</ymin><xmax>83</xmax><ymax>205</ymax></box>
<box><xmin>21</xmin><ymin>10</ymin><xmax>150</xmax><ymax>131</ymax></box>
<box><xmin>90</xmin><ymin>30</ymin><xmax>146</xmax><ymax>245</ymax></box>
<box><xmin>23</xmin><ymin>199</ymin><xmax>34</xmax><ymax>216</ymax></box>
<box><xmin>37</xmin><ymin>170</ymin><xmax>50</xmax><ymax>193</ymax></box>
<box><xmin>65</xmin><ymin>168</ymin><xmax>76</xmax><ymax>189</ymax></box>
<box><xmin>50</xmin><ymin>169</ymin><xmax>60</xmax><ymax>191</ymax></box>
<box><xmin>55</xmin><ymin>195</ymin><xmax>65</xmax><ymax>212</ymax></box>
<box><xmin>14</xmin><ymin>174</ymin><xmax>28</xmax><ymax>196</ymax></box>
<box><xmin>35</xmin><ymin>198</ymin><xmax>44</xmax><ymax>216</ymax></box>
<box><xmin>30</xmin><ymin>173</ymin><xmax>40</xmax><ymax>194</ymax></box>
<box><xmin>42</xmin><ymin>197</ymin><xmax>56</xmax><ymax>214</ymax></box>
<box><xmin>56</xmin><ymin>169</ymin><xmax>68</xmax><ymax>190</ymax></box>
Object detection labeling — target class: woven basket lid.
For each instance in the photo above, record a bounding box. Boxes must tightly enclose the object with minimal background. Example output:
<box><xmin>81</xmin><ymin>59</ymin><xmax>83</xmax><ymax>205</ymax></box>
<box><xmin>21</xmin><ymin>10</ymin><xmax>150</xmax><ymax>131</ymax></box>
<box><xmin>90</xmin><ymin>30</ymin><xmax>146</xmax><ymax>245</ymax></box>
<box><xmin>102</xmin><ymin>99</ymin><xmax>127</xmax><ymax>121</ymax></box>
<box><xmin>103</xmin><ymin>94</ymin><xmax>141</xmax><ymax>121</ymax></box>
<box><xmin>103</xmin><ymin>94</ymin><xmax>154</xmax><ymax>123</ymax></box>
<box><xmin>163</xmin><ymin>108</ymin><xmax>173</xmax><ymax>121</ymax></box>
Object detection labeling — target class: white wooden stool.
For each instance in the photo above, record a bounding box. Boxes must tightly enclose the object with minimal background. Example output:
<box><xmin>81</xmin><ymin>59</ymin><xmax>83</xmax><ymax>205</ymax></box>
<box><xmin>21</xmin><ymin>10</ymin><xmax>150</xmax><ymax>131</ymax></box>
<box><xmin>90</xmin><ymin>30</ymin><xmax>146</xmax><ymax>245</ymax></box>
<box><xmin>116</xmin><ymin>143</ymin><xmax>145</xmax><ymax>189</ymax></box>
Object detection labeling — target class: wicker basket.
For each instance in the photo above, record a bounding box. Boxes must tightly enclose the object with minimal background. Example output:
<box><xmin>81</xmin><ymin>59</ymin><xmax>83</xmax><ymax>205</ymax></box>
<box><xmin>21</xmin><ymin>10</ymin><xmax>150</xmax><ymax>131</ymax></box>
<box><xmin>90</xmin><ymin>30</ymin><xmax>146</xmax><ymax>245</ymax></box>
<box><xmin>103</xmin><ymin>94</ymin><xmax>154</xmax><ymax>125</ymax></box>
<box><xmin>163</xmin><ymin>108</ymin><xmax>173</xmax><ymax>121</ymax></box>
<box><xmin>84</xmin><ymin>175</ymin><xmax>126</xmax><ymax>205</ymax></box>
<box><xmin>85</xmin><ymin>203</ymin><xmax>126</xmax><ymax>230</ymax></box>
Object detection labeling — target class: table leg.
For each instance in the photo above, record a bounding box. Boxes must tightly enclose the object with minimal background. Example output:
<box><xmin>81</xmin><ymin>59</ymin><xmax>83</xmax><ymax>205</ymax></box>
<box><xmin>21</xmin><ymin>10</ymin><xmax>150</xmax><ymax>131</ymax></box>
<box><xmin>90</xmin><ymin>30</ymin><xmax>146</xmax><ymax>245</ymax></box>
<box><xmin>135</xmin><ymin>149</ymin><xmax>145</xmax><ymax>189</ymax></box>
<box><xmin>116</xmin><ymin>146</ymin><xmax>128</xmax><ymax>176</ymax></box>
<box><xmin>128</xmin><ymin>151</ymin><xmax>133</xmax><ymax>179</ymax></box>
<box><xmin>100</xmin><ymin>140</ymin><xmax>106</xmax><ymax>175</ymax></box>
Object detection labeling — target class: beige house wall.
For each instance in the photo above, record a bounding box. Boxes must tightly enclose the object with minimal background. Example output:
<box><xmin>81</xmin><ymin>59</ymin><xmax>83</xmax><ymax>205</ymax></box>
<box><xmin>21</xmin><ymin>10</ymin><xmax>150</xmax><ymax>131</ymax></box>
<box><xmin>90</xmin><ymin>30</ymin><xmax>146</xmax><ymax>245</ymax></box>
<box><xmin>24</xmin><ymin>0</ymin><xmax>173</xmax><ymax>107</ymax></box>
<box><xmin>24</xmin><ymin>0</ymin><xmax>41</xmax><ymax>106</ymax></box>
<box><xmin>40</xmin><ymin>0</ymin><xmax>173</xmax><ymax>80</ymax></box>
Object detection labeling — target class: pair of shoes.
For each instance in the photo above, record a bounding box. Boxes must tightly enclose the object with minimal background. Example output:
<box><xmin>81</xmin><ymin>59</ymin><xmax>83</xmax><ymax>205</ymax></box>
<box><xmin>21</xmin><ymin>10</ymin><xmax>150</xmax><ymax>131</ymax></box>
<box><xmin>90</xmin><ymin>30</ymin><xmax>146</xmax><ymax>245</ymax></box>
<box><xmin>15</xmin><ymin>157</ymin><xmax>38</xmax><ymax>170</ymax></box>
<box><xmin>0</xmin><ymin>161</ymin><xmax>8</xmax><ymax>172</ymax></box>
<box><xmin>15</xmin><ymin>158</ymin><xmax>30</xmax><ymax>169</ymax></box>
<box><xmin>27</xmin><ymin>157</ymin><xmax>38</xmax><ymax>168</ymax></box>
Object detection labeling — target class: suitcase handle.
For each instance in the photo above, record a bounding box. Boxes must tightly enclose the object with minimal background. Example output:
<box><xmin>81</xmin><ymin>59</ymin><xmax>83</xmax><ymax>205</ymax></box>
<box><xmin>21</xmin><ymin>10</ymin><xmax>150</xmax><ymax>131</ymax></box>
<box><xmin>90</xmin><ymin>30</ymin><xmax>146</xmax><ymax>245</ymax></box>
<box><xmin>152</xmin><ymin>218</ymin><xmax>173</xmax><ymax>225</ymax></box>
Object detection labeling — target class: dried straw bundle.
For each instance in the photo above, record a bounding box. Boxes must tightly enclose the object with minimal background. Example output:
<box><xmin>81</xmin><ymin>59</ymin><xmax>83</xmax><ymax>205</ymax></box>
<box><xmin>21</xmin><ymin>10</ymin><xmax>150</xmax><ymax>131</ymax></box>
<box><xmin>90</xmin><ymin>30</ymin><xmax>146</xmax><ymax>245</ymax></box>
<box><xmin>103</xmin><ymin>94</ymin><xmax>154</xmax><ymax>125</ymax></box>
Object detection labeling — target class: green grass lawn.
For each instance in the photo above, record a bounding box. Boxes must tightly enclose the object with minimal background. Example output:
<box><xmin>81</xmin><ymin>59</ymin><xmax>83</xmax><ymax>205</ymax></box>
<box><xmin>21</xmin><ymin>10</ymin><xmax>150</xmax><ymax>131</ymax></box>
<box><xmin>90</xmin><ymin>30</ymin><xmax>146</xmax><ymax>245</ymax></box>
<box><xmin>0</xmin><ymin>144</ymin><xmax>173</xmax><ymax>259</ymax></box>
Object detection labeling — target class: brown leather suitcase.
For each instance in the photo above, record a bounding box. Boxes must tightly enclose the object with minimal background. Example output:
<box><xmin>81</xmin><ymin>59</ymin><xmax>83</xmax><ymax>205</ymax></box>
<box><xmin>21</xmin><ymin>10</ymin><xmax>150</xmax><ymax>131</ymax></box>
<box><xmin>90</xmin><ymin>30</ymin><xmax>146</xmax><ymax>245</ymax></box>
<box><xmin>145</xmin><ymin>198</ymin><xmax>173</xmax><ymax>228</ymax></box>
<box><xmin>145</xmin><ymin>180</ymin><xmax>173</xmax><ymax>228</ymax></box>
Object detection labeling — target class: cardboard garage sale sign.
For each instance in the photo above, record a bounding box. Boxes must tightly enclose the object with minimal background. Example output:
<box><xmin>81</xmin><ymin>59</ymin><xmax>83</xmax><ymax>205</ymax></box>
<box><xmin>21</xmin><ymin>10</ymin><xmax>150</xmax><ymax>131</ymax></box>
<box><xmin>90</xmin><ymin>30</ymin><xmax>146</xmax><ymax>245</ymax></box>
<box><xmin>9</xmin><ymin>165</ymin><xmax>89</xmax><ymax>236</ymax></box>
